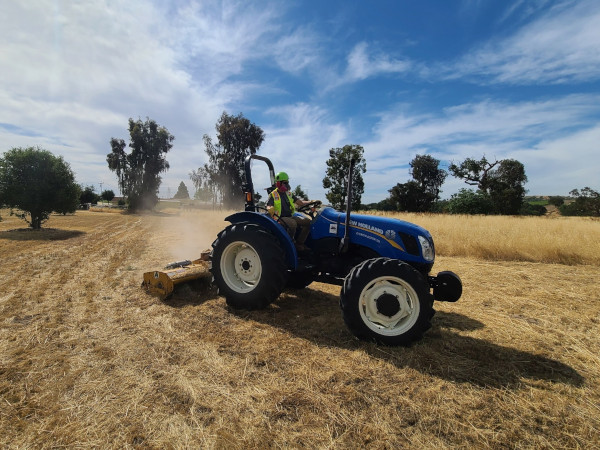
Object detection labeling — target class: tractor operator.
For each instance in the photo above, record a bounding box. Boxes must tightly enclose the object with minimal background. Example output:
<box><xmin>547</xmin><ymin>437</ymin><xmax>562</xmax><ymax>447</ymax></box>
<box><xmin>267</xmin><ymin>172</ymin><xmax>319</xmax><ymax>252</ymax></box>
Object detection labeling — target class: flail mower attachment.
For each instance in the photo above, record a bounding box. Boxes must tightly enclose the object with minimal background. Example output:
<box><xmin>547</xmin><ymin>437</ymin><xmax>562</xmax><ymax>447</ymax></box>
<box><xmin>142</xmin><ymin>250</ymin><xmax>211</xmax><ymax>300</ymax></box>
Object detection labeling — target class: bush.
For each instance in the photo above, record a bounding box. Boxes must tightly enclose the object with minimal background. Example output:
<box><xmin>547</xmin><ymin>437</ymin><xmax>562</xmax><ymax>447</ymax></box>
<box><xmin>548</xmin><ymin>196</ymin><xmax>564</xmax><ymax>207</ymax></box>
<box><xmin>521</xmin><ymin>203</ymin><xmax>547</xmax><ymax>216</ymax></box>
<box><xmin>80</xmin><ymin>186</ymin><xmax>100</xmax><ymax>204</ymax></box>
<box><xmin>447</xmin><ymin>189</ymin><xmax>494</xmax><ymax>215</ymax></box>
<box><xmin>431</xmin><ymin>200</ymin><xmax>449</xmax><ymax>213</ymax></box>
<box><xmin>101</xmin><ymin>190</ymin><xmax>115</xmax><ymax>202</ymax></box>
<box><xmin>560</xmin><ymin>187</ymin><xmax>600</xmax><ymax>217</ymax></box>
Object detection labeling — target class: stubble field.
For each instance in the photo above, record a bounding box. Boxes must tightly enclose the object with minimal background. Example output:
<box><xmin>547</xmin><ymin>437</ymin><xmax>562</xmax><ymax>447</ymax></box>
<box><xmin>0</xmin><ymin>208</ymin><xmax>599</xmax><ymax>448</ymax></box>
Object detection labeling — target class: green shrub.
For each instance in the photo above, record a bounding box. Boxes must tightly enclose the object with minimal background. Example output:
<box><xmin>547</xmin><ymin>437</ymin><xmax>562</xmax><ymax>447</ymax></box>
<box><xmin>447</xmin><ymin>189</ymin><xmax>494</xmax><ymax>215</ymax></box>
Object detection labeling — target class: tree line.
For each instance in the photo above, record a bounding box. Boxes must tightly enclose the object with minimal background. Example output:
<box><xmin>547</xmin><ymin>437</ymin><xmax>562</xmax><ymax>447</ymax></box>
<box><xmin>1</xmin><ymin>113</ymin><xmax>599</xmax><ymax>229</ymax></box>
<box><xmin>370</xmin><ymin>155</ymin><xmax>531</xmax><ymax>215</ymax></box>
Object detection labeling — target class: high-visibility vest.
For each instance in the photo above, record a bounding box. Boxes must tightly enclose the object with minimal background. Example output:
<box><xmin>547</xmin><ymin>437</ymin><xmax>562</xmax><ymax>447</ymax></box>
<box><xmin>270</xmin><ymin>189</ymin><xmax>295</xmax><ymax>216</ymax></box>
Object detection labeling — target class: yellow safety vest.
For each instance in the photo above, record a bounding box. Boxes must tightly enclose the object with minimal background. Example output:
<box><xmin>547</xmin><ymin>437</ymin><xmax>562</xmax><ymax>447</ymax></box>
<box><xmin>270</xmin><ymin>190</ymin><xmax>295</xmax><ymax>216</ymax></box>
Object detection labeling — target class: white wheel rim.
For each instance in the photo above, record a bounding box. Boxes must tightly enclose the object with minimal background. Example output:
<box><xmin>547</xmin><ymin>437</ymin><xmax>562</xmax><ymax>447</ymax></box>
<box><xmin>220</xmin><ymin>241</ymin><xmax>262</xmax><ymax>293</ymax></box>
<box><xmin>358</xmin><ymin>275</ymin><xmax>420</xmax><ymax>336</ymax></box>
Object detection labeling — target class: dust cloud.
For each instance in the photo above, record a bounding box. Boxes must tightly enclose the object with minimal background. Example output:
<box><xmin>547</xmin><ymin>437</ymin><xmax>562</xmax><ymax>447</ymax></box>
<box><xmin>149</xmin><ymin>208</ymin><xmax>231</xmax><ymax>263</ymax></box>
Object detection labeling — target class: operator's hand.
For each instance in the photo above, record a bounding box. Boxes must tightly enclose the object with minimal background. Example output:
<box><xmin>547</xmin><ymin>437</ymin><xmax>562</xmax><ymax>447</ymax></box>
<box><xmin>309</xmin><ymin>200</ymin><xmax>322</xmax><ymax>212</ymax></box>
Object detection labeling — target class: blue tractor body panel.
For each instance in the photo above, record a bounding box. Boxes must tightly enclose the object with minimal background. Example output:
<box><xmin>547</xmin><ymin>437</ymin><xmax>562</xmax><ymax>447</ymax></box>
<box><xmin>308</xmin><ymin>207</ymin><xmax>434</xmax><ymax>266</ymax></box>
<box><xmin>226</xmin><ymin>207</ymin><xmax>435</xmax><ymax>271</ymax></box>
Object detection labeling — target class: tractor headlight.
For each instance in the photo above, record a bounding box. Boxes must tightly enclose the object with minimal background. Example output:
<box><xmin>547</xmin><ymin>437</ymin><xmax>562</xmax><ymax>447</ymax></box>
<box><xmin>418</xmin><ymin>235</ymin><xmax>434</xmax><ymax>262</ymax></box>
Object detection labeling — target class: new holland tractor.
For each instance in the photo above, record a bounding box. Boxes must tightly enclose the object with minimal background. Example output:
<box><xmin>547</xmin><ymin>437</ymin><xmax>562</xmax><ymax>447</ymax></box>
<box><xmin>208</xmin><ymin>154</ymin><xmax>462</xmax><ymax>346</ymax></box>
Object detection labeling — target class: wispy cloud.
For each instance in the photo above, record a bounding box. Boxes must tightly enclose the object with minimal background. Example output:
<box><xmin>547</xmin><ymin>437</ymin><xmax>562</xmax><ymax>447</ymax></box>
<box><xmin>360</xmin><ymin>94</ymin><xmax>600</xmax><ymax>200</ymax></box>
<box><xmin>451</xmin><ymin>0</ymin><xmax>600</xmax><ymax>84</ymax></box>
<box><xmin>0</xmin><ymin>0</ymin><xmax>287</xmax><ymax>189</ymax></box>
<box><xmin>164</xmin><ymin>1</ymin><xmax>283</xmax><ymax>83</ymax></box>
<box><xmin>1</xmin><ymin>0</ymin><xmax>598</xmax><ymax>202</ymax></box>
<box><xmin>257</xmin><ymin>103</ymin><xmax>348</xmax><ymax>199</ymax></box>
<box><xmin>316</xmin><ymin>42</ymin><xmax>413</xmax><ymax>91</ymax></box>
<box><xmin>345</xmin><ymin>42</ymin><xmax>412</xmax><ymax>82</ymax></box>
<box><xmin>367</xmin><ymin>94</ymin><xmax>600</xmax><ymax>161</ymax></box>
<box><xmin>497</xmin><ymin>0</ymin><xmax>552</xmax><ymax>24</ymax></box>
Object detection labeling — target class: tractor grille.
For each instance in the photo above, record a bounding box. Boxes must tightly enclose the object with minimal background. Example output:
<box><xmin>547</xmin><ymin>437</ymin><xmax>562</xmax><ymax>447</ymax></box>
<box><xmin>399</xmin><ymin>232</ymin><xmax>420</xmax><ymax>256</ymax></box>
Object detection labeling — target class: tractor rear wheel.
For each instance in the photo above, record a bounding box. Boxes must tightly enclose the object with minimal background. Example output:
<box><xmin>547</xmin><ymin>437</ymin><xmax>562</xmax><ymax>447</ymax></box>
<box><xmin>211</xmin><ymin>223</ymin><xmax>287</xmax><ymax>309</ymax></box>
<box><xmin>340</xmin><ymin>257</ymin><xmax>434</xmax><ymax>346</ymax></box>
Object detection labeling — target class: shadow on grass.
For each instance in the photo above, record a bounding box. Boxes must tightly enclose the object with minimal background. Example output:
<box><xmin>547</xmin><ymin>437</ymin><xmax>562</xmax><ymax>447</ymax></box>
<box><xmin>164</xmin><ymin>282</ymin><xmax>584</xmax><ymax>389</ymax></box>
<box><xmin>250</xmin><ymin>287</ymin><xmax>583</xmax><ymax>388</ymax></box>
<box><xmin>0</xmin><ymin>228</ymin><xmax>86</xmax><ymax>241</ymax></box>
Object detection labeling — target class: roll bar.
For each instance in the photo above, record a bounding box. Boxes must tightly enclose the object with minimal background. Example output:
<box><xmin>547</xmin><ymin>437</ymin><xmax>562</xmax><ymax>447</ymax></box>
<box><xmin>243</xmin><ymin>154</ymin><xmax>275</xmax><ymax>211</ymax></box>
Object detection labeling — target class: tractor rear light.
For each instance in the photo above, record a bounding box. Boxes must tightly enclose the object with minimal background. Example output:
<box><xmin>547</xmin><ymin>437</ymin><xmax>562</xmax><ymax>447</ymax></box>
<box><xmin>418</xmin><ymin>235</ymin><xmax>434</xmax><ymax>262</ymax></box>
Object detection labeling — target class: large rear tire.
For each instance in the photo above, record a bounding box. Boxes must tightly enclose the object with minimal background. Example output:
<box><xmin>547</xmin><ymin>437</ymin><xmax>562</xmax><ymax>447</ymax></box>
<box><xmin>211</xmin><ymin>223</ymin><xmax>287</xmax><ymax>309</ymax></box>
<box><xmin>340</xmin><ymin>258</ymin><xmax>434</xmax><ymax>346</ymax></box>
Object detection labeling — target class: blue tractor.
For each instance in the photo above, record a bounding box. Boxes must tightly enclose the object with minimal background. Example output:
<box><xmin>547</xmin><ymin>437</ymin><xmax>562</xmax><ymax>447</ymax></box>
<box><xmin>210</xmin><ymin>154</ymin><xmax>462</xmax><ymax>345</ymax></box>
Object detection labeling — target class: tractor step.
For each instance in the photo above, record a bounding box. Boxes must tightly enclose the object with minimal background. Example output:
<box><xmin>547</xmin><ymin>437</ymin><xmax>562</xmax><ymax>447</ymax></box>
<box><xmin>295</xmin><ymin>261</ymin><xmax>316</xmax><ymax>272</ymax></box>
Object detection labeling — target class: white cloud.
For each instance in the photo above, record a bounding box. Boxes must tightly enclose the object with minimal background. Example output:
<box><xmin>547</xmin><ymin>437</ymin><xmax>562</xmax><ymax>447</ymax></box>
<box><xmin>257</xmin><ymin>103</ymin><xmax>349</xmax><ymax>200</ymax></box>
<box><xmin>272</xmin><ymin>25</ymin><xmax>324</xmax><ymax>75</ymax></box>
<box><xmin>452</xmin><ymin>0</ymin><xmax>600</xmax><ymax>84</ymax></box>
<box><xmin>311</xmin><ymin>42</ymin><xmax>413</xmax><ymax>92</ymax></box>
<box><xmin>345</xmin><ymin>42</ymin><xmax>412</xmax><ymax>82</ymax></box>
<box><xmin>164</xmin><ymin>1</ymin><xmax>283</xmax><ymax>82</ymax></box>
<box><xmin>2</xmin><ymin>0</ymin><xmax>598</xmax><ymax>206</ymax></box>
<box><xmin>514</xmin><ymin>124</ymin><xmax>600</xmax><ymax>195</ymax></box>
<box><xmin>0</xmin><ymin>0</ymin><xmax>285</xmax><ymax>193</ymax></box>
<box><xmin>359</xmin><ymin>94</ymin><xmax>600</xmax><ymax>202</ymax></box>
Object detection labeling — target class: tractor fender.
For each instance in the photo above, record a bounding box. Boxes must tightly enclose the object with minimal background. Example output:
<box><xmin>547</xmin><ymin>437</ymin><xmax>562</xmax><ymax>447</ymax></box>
<box><xmin>225</xmin><ymin>211</ymin><xmax>298</xmax><ymax>269</ymax></box>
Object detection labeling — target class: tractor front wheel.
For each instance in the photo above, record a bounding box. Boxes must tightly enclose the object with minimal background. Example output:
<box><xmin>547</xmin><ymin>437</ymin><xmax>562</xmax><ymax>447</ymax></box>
<box><xmin>340</xmin><ymin>258</ymin><xmax>434</xmax><ymax>346</ymax></box>
<box><xmin>211</xmin><ymin>223</ymin><xmax>287</xmax><ymax>309</ymax></box>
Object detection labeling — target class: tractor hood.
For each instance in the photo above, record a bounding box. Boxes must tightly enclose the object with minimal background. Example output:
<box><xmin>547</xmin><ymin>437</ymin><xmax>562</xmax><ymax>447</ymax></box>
<box><xmin>311</xmin><ymin>207</ymin><xmax>435</xmax><ymax>264</ymax></box>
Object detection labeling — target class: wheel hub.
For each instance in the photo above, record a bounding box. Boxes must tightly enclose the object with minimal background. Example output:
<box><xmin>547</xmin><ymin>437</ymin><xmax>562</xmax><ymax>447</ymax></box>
<box><xmin>376</xmin><ymin>293</ymin><xmax>400</xmax><ymax>317</ymax></box>
<box><xmin>235</xmin><ymin>247</ymin><xmax>258</xmax><ymax>282</ymax></box>
<box><xmin>220</xmin><ymin>242</ymin><xmax>263</xmax><ymax>293</ymax></box>
<box><xmin>359</xmin><ymin>278</ymin><xmax>418</xmax><ymax>334</ymax></box>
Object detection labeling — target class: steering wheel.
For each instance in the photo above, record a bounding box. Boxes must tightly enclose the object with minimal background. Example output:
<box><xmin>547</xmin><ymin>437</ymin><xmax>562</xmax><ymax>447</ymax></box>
<box><xmin>297</xmin><ymin>201</ymin><xmax>322</xmax><ymax>219</ymax></box>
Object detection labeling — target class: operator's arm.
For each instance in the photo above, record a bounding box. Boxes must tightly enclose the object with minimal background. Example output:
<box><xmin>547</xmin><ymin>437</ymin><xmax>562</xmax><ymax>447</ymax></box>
<box><xmin>294</xmin><ymin>199</ymin><xmax>321</xmax><ymax>208</ymax></box>
<box><xmin>266</xmin><ymin>194</ymin><xmax>276</xmax><ymax>217</ymax></box>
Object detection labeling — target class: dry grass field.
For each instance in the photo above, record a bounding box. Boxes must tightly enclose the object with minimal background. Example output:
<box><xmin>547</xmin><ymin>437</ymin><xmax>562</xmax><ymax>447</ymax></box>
<box><xmin>1</xmin><ymin>208</ymin><xmax>599</xmax><ymax>448</ymax></box>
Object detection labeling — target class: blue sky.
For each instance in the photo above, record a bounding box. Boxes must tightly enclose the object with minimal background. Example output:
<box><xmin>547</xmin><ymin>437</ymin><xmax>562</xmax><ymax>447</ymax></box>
<box><xmin>1</xmin><ymin>0</ymin><xmax>599</xmax><ymax>203</ymax></box>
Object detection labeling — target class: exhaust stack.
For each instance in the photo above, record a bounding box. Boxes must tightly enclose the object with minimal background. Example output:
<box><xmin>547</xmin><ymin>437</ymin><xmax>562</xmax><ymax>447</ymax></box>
<box><xmin>339</xmin><ymin>158</ymin><xmax>356</xmax><ymax>255</ymax></box>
